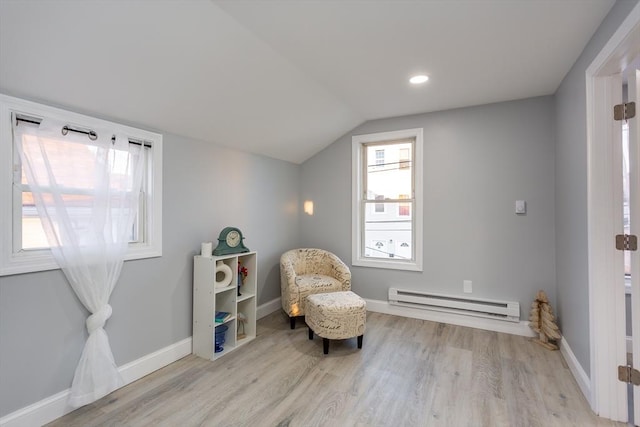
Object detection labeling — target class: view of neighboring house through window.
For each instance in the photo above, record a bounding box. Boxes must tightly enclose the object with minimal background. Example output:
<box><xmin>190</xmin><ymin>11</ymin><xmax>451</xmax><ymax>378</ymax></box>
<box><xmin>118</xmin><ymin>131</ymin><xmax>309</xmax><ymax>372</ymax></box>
<box><xmin>374</xmin><ymin>194</ymin><xmax>385</xmax><ymax>213</ymax></box>
<box><xmin>398</xmin><ymin>194</ymin><xmax>410</xmax><ymax>216</ymax></box>
<box><xmin>375</xmin><ymin>149</ymin><xmax>385</xmax><ymax>166</ymax></box>
<box><xmin>352</xmin><ymin>128</ymin><xmax>423</xmax><ymax>271</ymax></box>
<box><xmin>364</xmin><ymin>141</ymin><xmax>412</xmax><ymax>259</ymax></box>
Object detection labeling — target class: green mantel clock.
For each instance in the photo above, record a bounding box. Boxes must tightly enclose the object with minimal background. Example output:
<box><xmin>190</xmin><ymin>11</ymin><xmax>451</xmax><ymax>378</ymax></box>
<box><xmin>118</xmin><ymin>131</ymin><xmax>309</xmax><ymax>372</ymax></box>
<box><xmin>213</xmin><ymin>226</ymin><xmax>250</xmax><ymax>256</ymax></box>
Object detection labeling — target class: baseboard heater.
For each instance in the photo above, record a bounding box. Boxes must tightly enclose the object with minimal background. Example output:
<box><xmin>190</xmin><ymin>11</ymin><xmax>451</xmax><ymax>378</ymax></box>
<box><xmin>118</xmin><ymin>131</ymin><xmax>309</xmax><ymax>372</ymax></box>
<box><xmin>388</xmin><ymin>288</ymin><xmax>520</xmax><ymax>322</ymax></box>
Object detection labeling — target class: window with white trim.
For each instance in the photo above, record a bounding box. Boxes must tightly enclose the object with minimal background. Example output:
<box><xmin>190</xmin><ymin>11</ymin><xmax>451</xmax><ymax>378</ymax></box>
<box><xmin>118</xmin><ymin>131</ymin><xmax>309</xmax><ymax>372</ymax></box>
<box><xmin>352</xmin><ymin>128</ymin><xmax>423</xmax><ymax>271</ymax></box>
<box><xmin>0</xmin><ymin>94</ymin><xmax>163</xmax><ymax>276</ymax></box>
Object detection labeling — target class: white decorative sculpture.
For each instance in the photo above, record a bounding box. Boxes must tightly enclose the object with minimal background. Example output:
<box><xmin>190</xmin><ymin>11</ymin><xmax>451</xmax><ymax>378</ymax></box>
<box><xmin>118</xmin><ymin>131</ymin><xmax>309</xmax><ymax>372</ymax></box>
<box><xmin>215</xmin><ymin>261</ymin><xmax>233</xmax><ymax>288</ymax></box>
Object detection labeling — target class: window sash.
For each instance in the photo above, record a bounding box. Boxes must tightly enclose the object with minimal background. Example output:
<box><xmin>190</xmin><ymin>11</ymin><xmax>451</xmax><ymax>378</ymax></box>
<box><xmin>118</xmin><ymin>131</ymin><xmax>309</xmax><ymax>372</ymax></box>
<box><xmin>363</xmin><ymin>140</ymin><xmax>414</xmax><ymax>202</ymax></box>
<box><xmin>362</xmin><ymin>202</ymin><xmax>415</xmax><ymax>262</ymax></box>
<box><xmin>13</xmin><ymin>142</ymin><xmax>150</xmax><ymax>252</ymax></box>
<box><xmin>361</xmin><ymin>199</ymin><xmax>415</xmax><ymax>260</ymax></box>
<box><xmin>357</xmin><ymin>135</ymin><xmax>419</xmax><ymax>266</ymax></box>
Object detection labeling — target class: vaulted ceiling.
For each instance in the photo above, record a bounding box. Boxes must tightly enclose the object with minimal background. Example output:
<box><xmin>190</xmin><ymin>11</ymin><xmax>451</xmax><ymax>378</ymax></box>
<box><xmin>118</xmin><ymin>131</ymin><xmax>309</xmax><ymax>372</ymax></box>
<box><xmin>0</xmin><ymin>0</ymin><xmax>615</xmax><ymax>163</ymax></box>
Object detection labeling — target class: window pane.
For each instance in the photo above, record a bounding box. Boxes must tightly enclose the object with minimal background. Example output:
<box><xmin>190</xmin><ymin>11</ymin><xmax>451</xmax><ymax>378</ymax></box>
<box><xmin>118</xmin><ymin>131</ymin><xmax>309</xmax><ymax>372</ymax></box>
<box><xmin>363</xmin><ymin>201</ymin><xmax>412</xmax><ymax>260</ymax></box>
<box><xmin>622</xmin><ymin>122</ymin><xmax>630</xmax><ymax>275</ymax></box>
<box><xmin>21</xmin><ymin>190</ymin><xmax>138</xmax><ymax>249</ymax></box>
<box><xmin>20</xmin><ymin>136</ymin><xmax>99</xmax><ymax>189</ymax></box>
<box><xmin>18</xmin><ymin>141</ymin><xmax>144</xmax><ymax>250</ymax></box>
<box><xmin>22</xmin><ymin>192</ymin><xmax>95</xmax><ymax>249</ymax></box>
<box><xmin>366</xmin><ymin>142</ymin><xmax>412</xmax><ymax>200</ymax></box>
<box><xmin>20</xmin><ymin>136</ymin><xmax>138</xmax><ymax>191</ymax></box>
<box><xmin>22</xmin><ymin>192</ymin><xmax>48</xmax><ymax>250</ymax></box>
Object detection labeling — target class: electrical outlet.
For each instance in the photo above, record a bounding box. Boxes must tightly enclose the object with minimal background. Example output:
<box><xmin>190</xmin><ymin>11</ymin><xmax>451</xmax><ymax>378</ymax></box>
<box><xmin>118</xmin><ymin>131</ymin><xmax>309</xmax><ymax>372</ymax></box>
<box><xmin>463</xmin><ymin>280</ymin><xmax>472</xmax><ymax>293</ymax></box>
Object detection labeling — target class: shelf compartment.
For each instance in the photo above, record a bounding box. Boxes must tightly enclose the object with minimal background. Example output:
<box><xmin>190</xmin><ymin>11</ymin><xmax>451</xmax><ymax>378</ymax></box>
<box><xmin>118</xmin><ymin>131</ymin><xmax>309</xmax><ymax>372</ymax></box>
<box><xmin>213</xmin><ymin>319</ymin><xmax>235</xmax><ymax>358</ymax></box>
<box><xmin>237</xmin><ymin>292</ymin><xmax>255</xmax><ymax>302</ymax></box>
<box><xmin>215</xmin><ymin>284</ymin><xmax>237</xmax><ymax>294</ymax></box>
<box><xmin>214</xmin><ymin>315</ymin><xmax>236</xmax><ymax>326</ymax></box>
<box><xmin>235</xmin><ymin>334</ymin><xmax>256</xmax><ymax>348</ymax></box>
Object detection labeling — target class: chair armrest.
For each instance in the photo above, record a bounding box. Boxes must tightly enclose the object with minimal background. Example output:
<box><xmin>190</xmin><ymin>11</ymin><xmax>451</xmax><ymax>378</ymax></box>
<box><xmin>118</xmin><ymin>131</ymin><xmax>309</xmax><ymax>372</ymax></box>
<box><xmin>280</xmin><ymin>256</ymin><xmax>301</xmax><ymax>316</ymax></box>
<box><xmin>327</xmin><ymin>253</ymin><xmax>351</xmax><ymax>291</ymax></box>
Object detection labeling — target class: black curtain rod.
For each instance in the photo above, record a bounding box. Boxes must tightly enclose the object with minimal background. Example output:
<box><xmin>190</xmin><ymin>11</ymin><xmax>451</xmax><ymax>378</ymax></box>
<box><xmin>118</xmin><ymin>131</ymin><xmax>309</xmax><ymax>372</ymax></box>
<box><xmin>16</xmin><ymin>117</ymin><xmax>41</xmax><ymax>125</ymax></box>
<box><xmin>15</xmin><ymin>116</ymin><xmax>151</xmax><ymax>147</ymax></box>
<box><xmin>62</xmin><ymin>125</ymin><xmax>99</xmax><ymax>141</ymax></box>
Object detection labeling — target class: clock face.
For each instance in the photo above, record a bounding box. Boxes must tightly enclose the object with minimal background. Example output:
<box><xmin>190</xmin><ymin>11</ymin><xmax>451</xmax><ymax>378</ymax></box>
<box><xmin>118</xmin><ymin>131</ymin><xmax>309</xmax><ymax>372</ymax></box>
<box><xmin>226</xmin><ymin>230</ymin><xmax>241</xmax><ymax>247</ymax></box>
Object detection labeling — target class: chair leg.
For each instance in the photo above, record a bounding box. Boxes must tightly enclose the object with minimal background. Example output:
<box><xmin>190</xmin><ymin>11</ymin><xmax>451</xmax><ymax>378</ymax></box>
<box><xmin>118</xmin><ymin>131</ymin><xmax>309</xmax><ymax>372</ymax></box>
<box><xmin>308</xmin><ymin>328</ymin><xmax>314</xmax><ymax>340</ymax></box>
<box><xmin>290</xmin><ymin>316</ymin><xmax>296</xmax><ymax>329</ymax></box>
<box><xmin>323</xmin><ymin>338</ymin><xmax>329</xmax><ymax>355</ymax></box>
<box><xmin>357</xmin><ymin>334</ymin><xmax>363</xmax><ymax>349</ymax></box>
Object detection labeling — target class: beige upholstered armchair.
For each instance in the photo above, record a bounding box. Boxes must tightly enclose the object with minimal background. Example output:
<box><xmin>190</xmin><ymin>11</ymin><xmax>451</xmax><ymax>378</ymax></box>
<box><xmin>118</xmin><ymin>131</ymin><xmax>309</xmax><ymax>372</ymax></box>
<box><xmin>280</xmin><ymin>248</ymin><xmax>351</xmax><ymax>329</ymax></box>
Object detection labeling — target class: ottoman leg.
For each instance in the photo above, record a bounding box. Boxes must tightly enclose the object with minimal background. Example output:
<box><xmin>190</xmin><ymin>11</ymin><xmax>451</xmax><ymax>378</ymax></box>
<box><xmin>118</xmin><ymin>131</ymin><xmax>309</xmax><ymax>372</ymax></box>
<box><xmin>308</xmin><ymin>328</ymin><xmax>314</xmax><ymax>340</ymax></box>
<box><xmin>323</xmin><ymin>338</ymin><xmax>329</xmax><ymax>355</ymax></box>
<box><xmin>290</xmin><ymin>316</ymin><xmax>296</xmax><ymax>329</ymax></box>
<box><xmin>357</xmin><ymin>335</ymin><xmax>363</xmax><ymax>349</ymax></box>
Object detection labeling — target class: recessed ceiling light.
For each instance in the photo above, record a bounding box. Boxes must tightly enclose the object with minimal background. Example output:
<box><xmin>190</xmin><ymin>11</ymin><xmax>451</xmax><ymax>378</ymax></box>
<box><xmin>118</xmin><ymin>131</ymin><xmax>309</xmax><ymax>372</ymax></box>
<box><xmin>409</xmin><ymin>74</ymin><xmax>429</xmax><ymax>84</ymax></box>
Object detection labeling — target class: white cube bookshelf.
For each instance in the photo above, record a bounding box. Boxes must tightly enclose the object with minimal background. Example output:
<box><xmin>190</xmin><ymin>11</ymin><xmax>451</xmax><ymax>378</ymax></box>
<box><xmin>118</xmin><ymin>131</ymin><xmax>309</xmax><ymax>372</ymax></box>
<box><xmin>192</xmin><ymin>252</ymin><xmax>257</xmax><ymax>360</ymax></box>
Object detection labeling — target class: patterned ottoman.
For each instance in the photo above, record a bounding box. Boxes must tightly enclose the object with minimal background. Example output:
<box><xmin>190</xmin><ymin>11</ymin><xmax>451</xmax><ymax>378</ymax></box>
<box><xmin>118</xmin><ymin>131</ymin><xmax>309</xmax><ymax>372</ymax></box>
<box><xmin>305</xmin><ymin>291</ymin><xmax>366</xmax><ymax>355</ymax></box>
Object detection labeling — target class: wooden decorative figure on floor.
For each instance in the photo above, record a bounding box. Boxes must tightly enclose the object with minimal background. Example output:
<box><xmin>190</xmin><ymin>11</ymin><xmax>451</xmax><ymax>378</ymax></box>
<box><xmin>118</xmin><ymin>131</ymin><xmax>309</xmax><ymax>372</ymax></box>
<box><xmin>529</xmin><ymin>290</ymin><xmax>561</xmax><ymax>350</ymax></box>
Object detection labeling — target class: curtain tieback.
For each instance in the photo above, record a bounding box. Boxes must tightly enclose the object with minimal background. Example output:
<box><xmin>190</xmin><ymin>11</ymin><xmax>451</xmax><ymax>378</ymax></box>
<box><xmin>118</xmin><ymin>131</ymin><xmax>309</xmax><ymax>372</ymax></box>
<box><xmin>86</xmin><ymin>304</ymin><xmax>113</xmax><ymax>334</ymax></box>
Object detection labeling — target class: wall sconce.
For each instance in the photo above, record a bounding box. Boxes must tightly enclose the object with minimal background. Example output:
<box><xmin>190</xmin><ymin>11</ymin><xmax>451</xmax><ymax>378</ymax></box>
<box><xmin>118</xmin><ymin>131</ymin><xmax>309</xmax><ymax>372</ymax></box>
<box><xmin>303</xmin><ymin>200</ymin><xmax>314</xmax><ymax>216</ymax></box>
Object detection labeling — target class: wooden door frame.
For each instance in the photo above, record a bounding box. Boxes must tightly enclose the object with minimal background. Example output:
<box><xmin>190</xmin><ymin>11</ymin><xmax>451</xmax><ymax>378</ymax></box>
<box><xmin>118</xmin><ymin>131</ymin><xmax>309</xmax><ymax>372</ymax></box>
<box><xmin>586</xmin><ymin>3</ymin><xmax>640</xmax><ymax>421</ymax></box>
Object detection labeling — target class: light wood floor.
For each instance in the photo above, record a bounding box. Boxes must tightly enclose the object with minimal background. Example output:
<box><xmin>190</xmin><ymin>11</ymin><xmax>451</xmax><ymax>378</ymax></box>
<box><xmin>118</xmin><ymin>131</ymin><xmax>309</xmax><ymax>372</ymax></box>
<box><xmin>48</xmin><ymin>311</ymin><xmax>625</xmax><ymax>427</ymax></box>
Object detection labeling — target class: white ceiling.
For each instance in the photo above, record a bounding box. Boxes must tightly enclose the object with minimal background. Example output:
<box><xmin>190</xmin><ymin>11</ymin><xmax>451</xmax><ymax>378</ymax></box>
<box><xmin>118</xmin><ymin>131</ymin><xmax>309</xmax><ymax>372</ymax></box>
<box><xmin>0</xmin><ymin>0</ymin><xmax>615</xmax><ymax>164</ymax></box>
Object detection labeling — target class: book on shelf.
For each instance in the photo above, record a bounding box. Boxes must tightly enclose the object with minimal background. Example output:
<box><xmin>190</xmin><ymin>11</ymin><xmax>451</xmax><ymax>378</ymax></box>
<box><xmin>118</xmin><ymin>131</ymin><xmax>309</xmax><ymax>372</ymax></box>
<box><xmin>215</xmin><ymin>311</ymin><xmax>231</xmax><ymax>323</ymax></box>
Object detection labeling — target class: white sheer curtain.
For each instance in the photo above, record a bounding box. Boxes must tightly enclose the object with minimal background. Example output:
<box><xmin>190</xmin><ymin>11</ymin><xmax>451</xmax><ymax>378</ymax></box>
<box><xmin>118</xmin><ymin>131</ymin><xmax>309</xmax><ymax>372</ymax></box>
<box><xmin>14</xmin><ymin>118</ymin><xmax>145</xmax><ymax>407</ymax></box>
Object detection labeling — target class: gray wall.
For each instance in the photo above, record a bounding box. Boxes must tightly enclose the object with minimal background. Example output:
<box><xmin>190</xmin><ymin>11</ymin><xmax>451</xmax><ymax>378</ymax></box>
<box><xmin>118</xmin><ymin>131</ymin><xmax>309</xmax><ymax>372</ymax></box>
<box><xmin>554</xmin><ymin>0</ymin><xmax>639</xmax><ymax>377</ymax></box>
<box><xmin>0</xmin><ymin>126</ymin><xmax>299</xmax><ymax>416</ymax></box>
<box><xmin>301</xmin><ymin>97</ymin><xmax>556</xmax><ymax>314</ymax></box>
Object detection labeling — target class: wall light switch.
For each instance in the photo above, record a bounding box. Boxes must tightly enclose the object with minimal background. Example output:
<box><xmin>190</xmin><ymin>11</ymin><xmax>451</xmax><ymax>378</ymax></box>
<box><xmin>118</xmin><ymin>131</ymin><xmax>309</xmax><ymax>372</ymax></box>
<box><xmin>515</xmin><ymin>200</ymin><xmax>526</xmax><ymax>214</ymax></box>
<box><xmin>463</xmin><ymin>280</ymin><xmax>472</xmax><ymax>293</ymax></box>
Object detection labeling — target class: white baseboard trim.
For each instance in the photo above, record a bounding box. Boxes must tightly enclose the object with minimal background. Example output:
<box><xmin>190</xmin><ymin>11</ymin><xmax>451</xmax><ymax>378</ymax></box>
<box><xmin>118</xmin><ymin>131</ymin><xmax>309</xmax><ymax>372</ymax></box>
<box><xmin>257</xmin><ymin>297</ymin><xmax>281</xmax><ymax>319</ymax></box>
<box><xmin>559</xmin><ymin>337</ymin><xmax>591</xmax><ymax>406</ymax></box>
<box><xmin>118</xmin><ymin>337</ymin><xmax>192</xmax><ymax>385</ymax></box>
<box><xmin>364</xmin><ymin>298</ymin><xmax>536</xmax><ymax>337</ymax></box>
<box><xmin>0</xmin><ymin>337</ymin><xmax>192</xmax><ymax>427</ymax></box>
